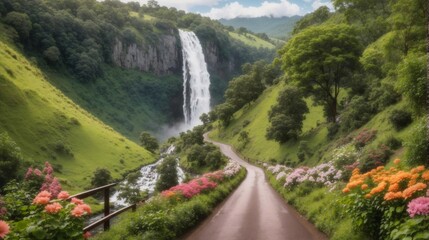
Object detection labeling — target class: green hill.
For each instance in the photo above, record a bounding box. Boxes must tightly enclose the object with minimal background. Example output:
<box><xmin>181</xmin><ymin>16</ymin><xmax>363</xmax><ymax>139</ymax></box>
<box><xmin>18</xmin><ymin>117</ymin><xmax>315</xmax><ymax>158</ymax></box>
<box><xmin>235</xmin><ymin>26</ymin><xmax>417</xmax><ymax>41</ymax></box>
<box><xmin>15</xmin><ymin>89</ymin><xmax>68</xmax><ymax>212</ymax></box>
<box><xmin>219</xmin><ymin>16</ymin><xmax>302</xmax><ymax>39</ymax></box>
<box><xmin>0</xmin><ymin>31</ymin><xmax>154</xmax><ymax>193</ymax></box>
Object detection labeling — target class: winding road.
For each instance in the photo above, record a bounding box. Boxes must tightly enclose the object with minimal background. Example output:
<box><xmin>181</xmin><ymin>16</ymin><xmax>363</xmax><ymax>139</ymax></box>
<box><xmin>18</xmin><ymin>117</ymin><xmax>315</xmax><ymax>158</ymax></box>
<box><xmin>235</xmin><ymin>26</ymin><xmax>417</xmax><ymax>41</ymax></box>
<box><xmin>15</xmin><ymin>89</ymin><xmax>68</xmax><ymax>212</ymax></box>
<box><xmin>185</xmin><ymin>135</ymin><xmax>327</xmax><ymax>240</ymax></box>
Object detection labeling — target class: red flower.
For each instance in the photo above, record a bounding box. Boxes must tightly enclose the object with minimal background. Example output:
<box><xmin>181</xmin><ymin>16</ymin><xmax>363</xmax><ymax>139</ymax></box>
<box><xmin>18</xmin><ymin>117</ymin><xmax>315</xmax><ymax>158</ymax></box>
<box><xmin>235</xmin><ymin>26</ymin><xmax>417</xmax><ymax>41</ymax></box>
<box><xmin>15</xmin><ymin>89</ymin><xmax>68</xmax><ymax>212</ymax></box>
<box><xmin>0</xmin><ymin>220</ymin><xmax>10</xmax><ymax>239</ymax></box>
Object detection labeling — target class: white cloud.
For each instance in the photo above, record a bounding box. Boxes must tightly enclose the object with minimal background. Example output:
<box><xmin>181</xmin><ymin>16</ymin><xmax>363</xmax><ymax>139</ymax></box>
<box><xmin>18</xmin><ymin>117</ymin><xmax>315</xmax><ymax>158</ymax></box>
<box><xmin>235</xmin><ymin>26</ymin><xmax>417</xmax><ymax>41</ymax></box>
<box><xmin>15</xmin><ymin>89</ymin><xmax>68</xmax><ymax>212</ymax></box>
<box><xmin>119</xmin><ymin>0</ymin><xmax>220</xmax><ymax>11</ymax></box>
<box><xmin>203</xmin><ymin>1</ymin><xmax>301</xmax><ymax>20</ymax></box>
<box><xmin>311</xmin><ymin>0</ymin><xmax>333</xmax><ymax>11</ymax></box>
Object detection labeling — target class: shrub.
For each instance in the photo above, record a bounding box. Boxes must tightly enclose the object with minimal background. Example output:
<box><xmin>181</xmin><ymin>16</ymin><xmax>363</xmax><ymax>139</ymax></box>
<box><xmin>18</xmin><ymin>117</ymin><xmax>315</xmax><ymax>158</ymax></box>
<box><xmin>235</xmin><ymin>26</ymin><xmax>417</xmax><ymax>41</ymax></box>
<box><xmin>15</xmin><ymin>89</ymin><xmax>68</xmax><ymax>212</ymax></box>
<box><xmin>354</xmin><ymin>129</ymin><xmax>377</xmax><ymax>149</ymax></box>
<box><xmin>297</xmin><ymin>141</ymin><xmax>311</xmax><ymax>162</ymax></box>
<box><xmin>389</xmin><ymin>110</ymin><xmax>412</xmax><ymax>131</ymax></box>
<box><xmin>340</xmin><ymin>96</ymin><xmax>374</xmax><ymax>132</ymax></box>
<box><xmin>331</xmin><ymin>143</ymin><xmax>360</xmax><ymax>169</ymax></box>
<box><xmin>360</xmin><ymin>145</ymin><xmax>393</xmax><ymax>173</ymax></box>
<box><xmin>91</xmin><ymin>168</ymin><xmax>112</xmax><ymax>188</ymax></box>
<box><xmin>384</xmin><ymin>136</ymin><xmax>402</xmax><ymax>150</ymax></box>
<box><xmin>327</xmin><ymin>123</ymin><xmax>340</xmax><ymax>140</ymax></box>
<box><xmin>139</xmin><ymin>132</ymin><xmax>159</xmax><ymax>153</ymax></box>
<box><xmin>155</xmin><ymin>156</ymin><xmax>178</xmax><ymax>192</ymax></box>
<box><xmin>405</xmin><ymin>120</ymin><xmax>428</xmax><ymax>166</ymax></box>
<box><xmin>0</xmin><ymin>132</ymin><xmax>22</xmax><ymax>187</ymax></box>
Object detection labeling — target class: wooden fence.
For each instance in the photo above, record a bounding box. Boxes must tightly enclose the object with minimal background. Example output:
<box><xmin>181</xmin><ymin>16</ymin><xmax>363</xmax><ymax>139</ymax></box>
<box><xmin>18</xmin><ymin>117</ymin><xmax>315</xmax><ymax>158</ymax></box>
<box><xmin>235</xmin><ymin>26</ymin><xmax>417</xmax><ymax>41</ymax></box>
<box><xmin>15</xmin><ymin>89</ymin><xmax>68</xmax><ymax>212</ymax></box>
<box><xmin>67</xmin><ymin>183</ymin><xmax>136</xmax><ymax>232</ymax></box>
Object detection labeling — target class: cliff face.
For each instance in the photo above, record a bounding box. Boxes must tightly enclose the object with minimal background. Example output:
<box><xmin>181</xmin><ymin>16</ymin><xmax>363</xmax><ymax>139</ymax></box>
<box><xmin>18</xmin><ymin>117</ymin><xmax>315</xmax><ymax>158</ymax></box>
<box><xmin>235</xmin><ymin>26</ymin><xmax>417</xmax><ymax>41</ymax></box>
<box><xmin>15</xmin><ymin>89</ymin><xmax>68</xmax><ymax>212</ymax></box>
<box><xmin>112</xmin><ymin>34</ymin><xmax>182</xmax><ymax>75</ymax></box>
<box><xmin>111</xmin><ymin>33</ymin><xmax>236</xmax><ymax>78</ymax></box>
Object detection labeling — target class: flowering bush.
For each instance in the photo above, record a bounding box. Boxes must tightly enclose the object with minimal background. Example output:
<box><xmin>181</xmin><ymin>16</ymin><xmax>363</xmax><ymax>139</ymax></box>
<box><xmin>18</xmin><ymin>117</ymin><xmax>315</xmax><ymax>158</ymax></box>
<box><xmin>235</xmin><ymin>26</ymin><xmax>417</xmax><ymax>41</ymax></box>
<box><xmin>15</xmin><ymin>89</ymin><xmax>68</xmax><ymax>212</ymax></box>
<box><xmin>342</xmin><ymin>160</ymin><xmax>429</xmax><ymax>239</ymax></box>
<box><xmin>162</xmin><ymin>160</ymin><xmax>242</xmax><ymax>200</ymax></box>
<box><xmin>266</xmin><ymin>162</ymin><xmax>342</xmax><ymax>189</ymax></box>
<box><xmin>354</xmin><ymin>129</ymin><xmax>377</xmax><ymax>149</ymax></box>
<box><xmin>331</xmin><ymin>143</ymin><xmax>360</xmax><ymax>168</ymax></box>
<box><xmin>3</xmin><ymin>191</ymin><xmax>91</xmax><ymax>240</ymax></box>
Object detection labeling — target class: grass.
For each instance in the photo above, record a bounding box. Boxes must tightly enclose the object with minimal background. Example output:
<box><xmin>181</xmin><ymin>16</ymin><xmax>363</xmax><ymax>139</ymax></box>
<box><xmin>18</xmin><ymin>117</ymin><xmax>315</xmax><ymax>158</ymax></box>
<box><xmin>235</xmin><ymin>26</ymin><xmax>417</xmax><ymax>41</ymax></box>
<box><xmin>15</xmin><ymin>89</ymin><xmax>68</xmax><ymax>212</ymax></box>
<box><xmin>228</xmin><ymin>32</ymin><xmax>275</xmax><ymax>49</ymax></box>
<box><xmin>0</xmin><ymin>38</ymin><xmax>155</xmax><ymax>193</ymax></box>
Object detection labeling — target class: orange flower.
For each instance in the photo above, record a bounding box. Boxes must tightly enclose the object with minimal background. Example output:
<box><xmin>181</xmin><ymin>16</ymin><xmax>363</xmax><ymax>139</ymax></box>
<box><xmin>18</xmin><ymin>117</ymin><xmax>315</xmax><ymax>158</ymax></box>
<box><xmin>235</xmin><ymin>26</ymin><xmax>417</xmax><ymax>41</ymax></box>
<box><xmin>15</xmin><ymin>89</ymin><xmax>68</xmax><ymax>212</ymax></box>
<box><xmin>388</xmin><ymin>183</ymin><xmax>399</xmax><ymax>192</ymax></box>
<box><xmin>342</xmin><ymin>188</ymin><xmax>350</xmax><ymax>193</ymax></box>
<box><xmin>384</xmin><ymin>191</ymin><xmax>403</xmax><ymax>201</ymax></box>
<box><xmin>422</xmin><ymin>170</ymin><xmax>429</xmax><ymax>181</ymax></box>
<box><xmin>369</xmin><ymin>181</ymin><xmax>387</xmax><ymax>195</ymax></box>
<box><xmin>361</xmin><ymin>184</ymin><xmax>368</xmax><ymax>190</ymax></box>
<box><xmin>71</xmin><ymin>203</ymin><xmax>91</xmax><ymax>217</ymax></box>
<box><xmin>393</xmin><ymin>159</ymin><xmax>400</xmax><ymax>165</ymax></box>
<box><xmin>403</xmin><ymin>183</ymin><xmax>427</xmax><ymax>199</ymax></box>
<box><xmin>365</xmin><ymin>193</ymin><xmax>372</xmax><ymax>199</ymax></box>
<box><xmin>71</xmin><ymin>197</ymin><xmax>84</xmax><ymax>205</ymax></box>
<box><xmin>411</xmin><ymin>166</ymin><xmax>425</xmax><ymax>174</ymax></box>
<box><xmin>33</xmin><ymin>191</ymin><xmax>52</xmax><ymax>205</ymax></box>
<box><xmin>57</xmin><ymin>191</ymin><xmax>70</xmax><ymax>200</ymax></box>
<box><xmin>45</xmin><ymin>202</ymin><xmax>62</xmax><ymax>214</ymax></box>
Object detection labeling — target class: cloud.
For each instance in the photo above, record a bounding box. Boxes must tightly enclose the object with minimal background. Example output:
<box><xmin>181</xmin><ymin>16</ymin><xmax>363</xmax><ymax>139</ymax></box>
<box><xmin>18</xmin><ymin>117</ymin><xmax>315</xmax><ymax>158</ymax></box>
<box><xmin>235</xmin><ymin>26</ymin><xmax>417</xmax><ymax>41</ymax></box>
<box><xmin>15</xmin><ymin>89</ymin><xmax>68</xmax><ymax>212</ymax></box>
<box><xmin>311</xmin><ymin>0</ymin><xmax>334</xmax><ymax>11</ymax></box>
<box><xmin>119</xmin><ymin>0</ymin><xmax>220</xmax><ymax>11</ymax></box>
<box><xmin>203</xmin><ymin>1</ymin><xmax>301</xmax><ymax>20</ymax></box>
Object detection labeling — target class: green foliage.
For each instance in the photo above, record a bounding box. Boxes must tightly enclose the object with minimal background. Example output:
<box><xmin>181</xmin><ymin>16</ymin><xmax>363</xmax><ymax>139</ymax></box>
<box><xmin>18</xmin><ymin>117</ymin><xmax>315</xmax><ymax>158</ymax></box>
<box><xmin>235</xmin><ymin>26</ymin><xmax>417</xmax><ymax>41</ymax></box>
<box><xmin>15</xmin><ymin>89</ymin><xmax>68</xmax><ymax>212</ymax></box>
<box><xmin>297</xmin><ymin>141</ymin><xmax>312</xmax><ymax>162</ymax></box>
<box><xmin>391</xmin><ymin>216</ymin><xmax>429</xmax><ymax>240</ymax></box>
<box><xmin>404</xmin><ymin>119</ymin><xmax>428</xmax><ymax>166</ymax></box>
<box><xmin>42</xmin><ymin>46</ymin><xmax>60</xmax><ymax>64</ymax></box>
<box><xmin>266</xmin><ymin>87</ymin><xmax>309</xmax><ymax>143</ymax></box>
<box><xmin>155</xmin><ymin>156</ymin><xmax>178</xmax><ymax>192</ymax></box>
<box><xmin>4</xmin><ymin>11</ymin><xmax>32</xmax><ymax>40</ymax></box>
<box><xmin>177</xmin><ymin>125</ymin><xmax>204</xmax><ymax>150</ymax></box>
<box><xmin>186</xmin><ymin>143</ymin><xmax>224</xmax><ymax>171</ymax></box>
<box><xmin>389</xmin><ymin>110</ymin><xmax>412</xmax><ymax>131</ymax></box>
<box><xmin>279</xmin><ymin>24</ymin><xmax>361</xmax><ymax>122</ymax></box>
<box><xmin>139</xmin><ymin>132</ymin><xmax>159</xmax><ymax>153</ymax></box>
<box><xmin>117</xmin><ymin>172</ymin><xmax>148</xmax><ymax>205</ymax></box>
<box><xmin>396</xmin><ymin>52</ymin><xmax>427</xmax><ymax>114</ymax></box>
<box><xmin>384</xmin><ymin>136</ymin><xmax>402</xmax><ymax>151</ymax></box>
<box><xmin>340</xmin><ymin>96</ymin><xmax>374</xmax><ymax>132</ymax></box>
<box><xmin>91</xmin><ymin>168</ymin><xmax>113</xmax><ymax>188</ymax></box>
<box><xmin>0</xmin><ymin>132</ymin><xmax>22</xmax><ymax>187</ymax></box>
<box><xmin>292</xmin><ymin>6</ymin><xmax>332</xmax><ymax>35</ymax></box>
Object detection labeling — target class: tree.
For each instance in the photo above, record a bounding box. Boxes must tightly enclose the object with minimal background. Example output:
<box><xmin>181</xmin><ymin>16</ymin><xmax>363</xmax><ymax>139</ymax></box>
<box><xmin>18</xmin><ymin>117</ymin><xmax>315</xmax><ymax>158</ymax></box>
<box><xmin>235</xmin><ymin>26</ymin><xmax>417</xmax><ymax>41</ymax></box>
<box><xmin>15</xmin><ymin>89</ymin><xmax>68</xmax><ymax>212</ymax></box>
<box><xmin>43</xmin><ymin>46</ymin><xmax>61</xmax><ymax>64</ymax></box>
<box><xmin>0</xmin><ymin>132</ymin><xmax>22</xmax><ymax>187</ymax></box>
<box><xmin>139</xmin><ymin>131</ymin><xmax>159</xmax><ymax>153</ymax></box>
<box><xmin>292</xmin><ymin>6</ymin><xmax>332</xmax><ymax>34</ymax></box>
<box><xmin>4</xmin><ymin>11</ymin><xmax>32</xmax><ymax>40</ymax></box>
<box><xmin>279</xmin><ymin>24</ymin><xmax>361</xmax><ymax>123</ymax></box>
<box><xmin>155</xmin><ymin>156</ymin><xmax>178</xmax><ymax>192</ymax></box>
<box><xmin>91</xmin><ymin>168</ymin><xmax>112</xmax><ymax>188</ymax></box>
<box><xmin>214</xmin><ymin>102</ymin><xmax>236</xmax><ymax>126</ymax></box>
<box><xmin>266</xmin><ymin>87</ymin><xmax>309</xmax><ymax>143</ymax></box>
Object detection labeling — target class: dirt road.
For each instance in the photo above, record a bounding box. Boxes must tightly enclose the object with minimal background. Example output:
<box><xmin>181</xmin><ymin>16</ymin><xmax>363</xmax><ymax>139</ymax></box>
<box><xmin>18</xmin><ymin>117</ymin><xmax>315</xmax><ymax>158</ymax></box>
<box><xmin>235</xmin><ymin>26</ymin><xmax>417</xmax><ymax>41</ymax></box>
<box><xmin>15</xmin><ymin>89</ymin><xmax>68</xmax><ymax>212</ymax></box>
<box><xmin>185</xmin><ymin>136</ymin><xmax>327</xmax><ymax>240</ymax></box>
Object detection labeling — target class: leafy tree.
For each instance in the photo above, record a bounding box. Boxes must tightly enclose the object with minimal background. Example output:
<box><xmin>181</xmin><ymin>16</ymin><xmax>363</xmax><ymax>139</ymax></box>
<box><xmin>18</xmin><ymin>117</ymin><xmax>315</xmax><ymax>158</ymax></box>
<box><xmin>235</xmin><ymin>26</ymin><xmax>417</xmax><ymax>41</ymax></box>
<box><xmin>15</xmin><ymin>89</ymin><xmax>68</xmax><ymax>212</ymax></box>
<box><xmin>396</xmin><ymin>52</ymin><xmax>426</xmax><ymax>114</ymax></box>
<box><xmin>292</xmin><ymin>6</ymin><xmax>332</xmax><ymax>34</ymax></box>
<box><xmin>199</xmin><ymin>113</ymin><xmax>210</xmax><ymax>126</ymax></box>
<box><xmin>340</xmin><ymin>96</ymin><xmax>374</xmax><ymax>132</ymax></box>
<box><xmin>91</xmin><ymin>168</ymin><xmax>112</xmax><ymax>188</ymax></box>
<box><xmin>155</xmin><ymin>156</ymin><xmax>178</xmax><ymax>192</ymax></box>
<box><xmin>0</xmin><ymin>132</ymin><xmax>22</xmax><ymax>187</ymax></box>
<box><xmin>43</xmin><ymin>46</ymin><xmax>61</xmax><ymax>64</ymax></box>
<box><xmin>266</xmin><ymin>87</ymin><xmax>309</xmax><ymax>143</ymax></box>
<box><xmin>214</xmin><ymin>102</ymin><xmax>236</xmax><ymax>126</ymax></box>
<box><xmin>279</xmin><ymin>24</ymin><xmax>361</xmax><ymax>123</ymax></box>
<box><xmin>139</xmin><ymin>131</ymin><xmax>159</xmax><ymax>153</ymax></box>
<box><xmin>4</xmin><ymin>11</ymin><xmax>32</xmax><ymax>40</ymax></box>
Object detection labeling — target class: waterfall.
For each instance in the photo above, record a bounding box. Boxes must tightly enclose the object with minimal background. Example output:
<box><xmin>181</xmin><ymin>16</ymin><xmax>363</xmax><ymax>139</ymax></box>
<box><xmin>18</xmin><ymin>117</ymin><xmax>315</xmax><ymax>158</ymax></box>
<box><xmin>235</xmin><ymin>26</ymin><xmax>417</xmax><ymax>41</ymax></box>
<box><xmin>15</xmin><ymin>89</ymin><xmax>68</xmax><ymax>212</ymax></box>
<box><xmin>179</xmin><ymin>29</ymin><xmax>211</xmax><ymax>129</ymax></box>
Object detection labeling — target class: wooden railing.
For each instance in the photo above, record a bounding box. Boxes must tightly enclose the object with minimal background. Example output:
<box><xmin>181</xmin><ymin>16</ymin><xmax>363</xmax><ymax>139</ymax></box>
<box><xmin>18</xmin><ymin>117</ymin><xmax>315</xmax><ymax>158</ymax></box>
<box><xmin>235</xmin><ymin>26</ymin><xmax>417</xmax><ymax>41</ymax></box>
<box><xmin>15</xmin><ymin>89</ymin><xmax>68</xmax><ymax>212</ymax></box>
<box><xmin>68</xmin><ymin>183</ymin><xmax>136</xmax><ymax>232</ymax></box>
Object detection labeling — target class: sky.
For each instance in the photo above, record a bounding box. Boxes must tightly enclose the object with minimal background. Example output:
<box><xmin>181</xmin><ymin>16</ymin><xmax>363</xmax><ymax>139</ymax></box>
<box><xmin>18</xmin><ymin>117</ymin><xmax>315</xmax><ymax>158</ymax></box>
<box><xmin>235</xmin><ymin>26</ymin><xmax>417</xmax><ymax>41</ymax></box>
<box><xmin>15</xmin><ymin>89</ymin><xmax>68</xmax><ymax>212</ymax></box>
<box><xmin>119</xmin><ymin>0</ymin><xmax>334</xmax><ymax>19</ymax></box>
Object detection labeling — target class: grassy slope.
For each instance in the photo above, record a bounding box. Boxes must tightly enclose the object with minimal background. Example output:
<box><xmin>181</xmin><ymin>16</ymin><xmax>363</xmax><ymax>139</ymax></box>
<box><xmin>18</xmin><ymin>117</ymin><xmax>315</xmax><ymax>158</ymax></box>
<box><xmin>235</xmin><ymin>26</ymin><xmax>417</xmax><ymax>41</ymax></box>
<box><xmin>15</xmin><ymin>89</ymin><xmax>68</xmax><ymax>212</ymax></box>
<box><xmin>210</xmin><ymin>82</ymin><xmax>415</xmax><ymax>167</ymax></box>
<box><xmin>0</xmin><ymin>34</ymin><xmax>155</xmax><ymax>193</ymax></box>
<box><xmin>228</xmin><ymin>32</ymin><xmax>275</xmax><ymax>49</ymax></box>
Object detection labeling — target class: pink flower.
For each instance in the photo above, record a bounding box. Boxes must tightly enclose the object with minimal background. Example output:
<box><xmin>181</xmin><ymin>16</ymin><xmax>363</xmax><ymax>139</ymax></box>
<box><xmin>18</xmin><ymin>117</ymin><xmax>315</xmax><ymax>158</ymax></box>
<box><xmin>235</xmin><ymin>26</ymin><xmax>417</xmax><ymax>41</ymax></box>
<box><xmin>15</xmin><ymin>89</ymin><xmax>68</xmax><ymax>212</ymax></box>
<box><xmin>45</xmin><ymin>202</ymin><xmax>62</xmax><ymax>214</ymax></box>
<box><xmin>71</xmin><ymin>198</ymin><xmax>84</xmax><ymax>205</ymax></box>
<box><xmin>33</xmin><ymin>169</ymin><xmax>42</xmax><ymax>176</ymax></box>
<box><xmin>407</xmin><ymin>197</ymin><xmax>429</xmax><ymax>218</ymax></box>
<box><xmin>57</xmin><ymin>191</ymin><xmax>70</xmax><ymax>200</ymax></box>
<box><xmin>25</xmin><ymin>167</ymin><xmax>34</xmax><ymax>179</ymax></box>
<box><xmin>43</xmin><ymin>162</ymin><xmax>53</xmax><ymax>175</ymax></box>
<box><xmin>0</xmin><ymin>220</ymin><xmax>10</xmax><ymax>239</ymax></box>
<box><xmin>33</xmin><ymin>191</ymin><xmax>52</xmax><ymax>205</ymax></box>
<box><xmin>48</xmin><ymin>178</ymin><xmax>62</xmax><ymax>198</ymax></box>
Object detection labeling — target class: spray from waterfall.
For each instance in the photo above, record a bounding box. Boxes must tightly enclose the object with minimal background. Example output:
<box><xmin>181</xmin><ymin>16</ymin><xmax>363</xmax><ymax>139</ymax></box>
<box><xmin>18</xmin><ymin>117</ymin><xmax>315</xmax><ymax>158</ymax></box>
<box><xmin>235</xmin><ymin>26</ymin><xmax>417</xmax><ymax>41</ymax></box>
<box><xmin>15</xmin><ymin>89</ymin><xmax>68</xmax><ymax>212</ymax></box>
<box><xmin>179</xmin><ymin>29</ymin><xmax>211</xmax><ymax>130</ymax></box>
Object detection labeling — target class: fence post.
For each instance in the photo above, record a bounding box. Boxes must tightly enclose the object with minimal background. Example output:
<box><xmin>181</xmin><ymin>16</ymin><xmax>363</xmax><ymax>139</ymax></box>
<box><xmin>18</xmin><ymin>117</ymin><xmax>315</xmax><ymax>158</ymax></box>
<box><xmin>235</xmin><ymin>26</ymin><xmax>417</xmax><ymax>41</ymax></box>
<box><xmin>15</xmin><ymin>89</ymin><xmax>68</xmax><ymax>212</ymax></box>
<box><xmin>103</xmin><ymin>187</ymin><xmax>110</xmax><ymax>231</ymax></box>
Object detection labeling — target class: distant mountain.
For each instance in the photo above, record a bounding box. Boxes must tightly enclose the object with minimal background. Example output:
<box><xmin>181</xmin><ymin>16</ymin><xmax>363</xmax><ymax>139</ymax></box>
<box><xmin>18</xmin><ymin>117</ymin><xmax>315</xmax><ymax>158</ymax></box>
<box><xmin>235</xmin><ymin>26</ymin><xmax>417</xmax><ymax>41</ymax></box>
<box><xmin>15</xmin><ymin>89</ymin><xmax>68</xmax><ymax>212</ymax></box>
<box><xmin>219</xmin><ymin>16</ymin><xmax>302</xmax><ymax>39</ymax></box>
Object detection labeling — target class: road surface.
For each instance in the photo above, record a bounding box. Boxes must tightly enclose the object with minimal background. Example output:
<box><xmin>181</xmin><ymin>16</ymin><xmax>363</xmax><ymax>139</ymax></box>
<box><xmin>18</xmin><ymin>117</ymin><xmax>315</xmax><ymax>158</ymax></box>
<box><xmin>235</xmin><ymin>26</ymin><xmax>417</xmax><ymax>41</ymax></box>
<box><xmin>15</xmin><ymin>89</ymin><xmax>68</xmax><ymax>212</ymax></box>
<box><xmin>185</xmin><ymin>135</ymin><xmax>327</xmax><ymax>240</ymax></box>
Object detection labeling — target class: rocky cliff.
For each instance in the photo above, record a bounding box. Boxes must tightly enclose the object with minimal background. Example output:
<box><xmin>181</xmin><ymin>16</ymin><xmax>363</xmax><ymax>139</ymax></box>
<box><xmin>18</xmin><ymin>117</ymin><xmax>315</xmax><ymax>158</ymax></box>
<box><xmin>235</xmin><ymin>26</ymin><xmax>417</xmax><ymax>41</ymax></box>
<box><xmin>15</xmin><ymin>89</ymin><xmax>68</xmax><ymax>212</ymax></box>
<box><xmin>112</xmin><ymin>34</ymin><xmax>182</xmax><ymax>75</ymax></box>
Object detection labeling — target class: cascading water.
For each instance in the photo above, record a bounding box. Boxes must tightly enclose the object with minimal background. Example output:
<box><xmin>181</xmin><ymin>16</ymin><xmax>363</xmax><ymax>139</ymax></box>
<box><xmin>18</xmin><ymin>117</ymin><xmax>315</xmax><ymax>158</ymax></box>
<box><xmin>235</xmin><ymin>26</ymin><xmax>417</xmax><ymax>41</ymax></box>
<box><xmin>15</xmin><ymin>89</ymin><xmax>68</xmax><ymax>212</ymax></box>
<box><xmin>179</xmin><ymin>29</ymin><xmax>211</xmax><ymax>129</ymax></box>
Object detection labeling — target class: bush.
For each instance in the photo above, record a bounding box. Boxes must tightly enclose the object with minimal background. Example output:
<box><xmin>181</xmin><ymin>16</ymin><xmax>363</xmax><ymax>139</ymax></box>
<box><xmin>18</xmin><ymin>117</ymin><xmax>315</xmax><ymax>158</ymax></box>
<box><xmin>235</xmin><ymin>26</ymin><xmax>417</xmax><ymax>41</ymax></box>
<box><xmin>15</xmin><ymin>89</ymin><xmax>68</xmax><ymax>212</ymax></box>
<box><xmin>0</xmin><ymin>132</ymin><xmax>22</xmax><ymax>187</ymax></box>
<box><xmin>389</xmin><ymin>110</ymin><xmax>412</xmax><ymax>131</ymax></box>
<box><xmin>360</xmin><ymin>145</ymin><xmax>393</xmax><ymax>173</ymax></box>
<box><xmin>340</xmin><ymin>96</ymin><xmax>374</xmax><ymax>132</ymax></box>
<box><xmin>327</xmin><ymin>123</ymin><xmax>340</xmax><ymax>140</ymax></box>
<box><xmin>155</xmin><ymin>156</ymin><xmax>178</xmax><ymax>192</ymax></box>
<box><xmin>384</xmin><ymin>136</ymin><xmax>402</xmax><ymax>150</ymax></box>
<box><xmin>139</xmin><ymin>131</ymin><xmax>159</xmax><ymax>153</ymax></box>
<box><xmin>91</xmin><ymin>168</ymin><xmax>112</xmax><ymax>188</ymax></box>
<box><xmin>405</xmin><ymin>120</ymin><xmax>428</xmax><ymax>166</ymax></box>
<box><xmin>297</xmin><ymin>141</ymin><xmax>311</xmax><ymax>162</ymax></box>
<box><xmin>354</xmin><ymin>129</ymin><xmax>377</xmax><ymax>149</ymax></box>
